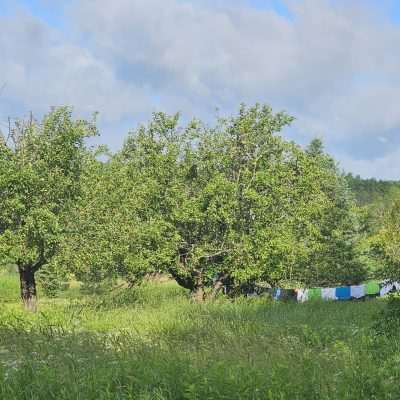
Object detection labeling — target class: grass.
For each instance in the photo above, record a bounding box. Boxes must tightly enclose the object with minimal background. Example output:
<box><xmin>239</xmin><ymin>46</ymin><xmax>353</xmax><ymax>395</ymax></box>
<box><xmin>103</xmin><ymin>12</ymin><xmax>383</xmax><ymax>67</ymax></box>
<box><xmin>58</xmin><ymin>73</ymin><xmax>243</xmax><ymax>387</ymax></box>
<box><xmin>0</xmin><ymin>270</ymin><xmax>399</xmax><ymax>399</ymax></box>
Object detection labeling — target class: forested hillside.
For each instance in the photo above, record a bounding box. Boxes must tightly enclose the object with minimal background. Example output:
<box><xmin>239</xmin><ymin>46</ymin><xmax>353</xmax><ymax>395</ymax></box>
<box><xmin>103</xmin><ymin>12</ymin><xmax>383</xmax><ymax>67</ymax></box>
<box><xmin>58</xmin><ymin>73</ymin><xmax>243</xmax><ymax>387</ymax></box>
<box><xmin>345</xmin><ymin>173</ymin><xmax>400</xmax><ymax>206</ymax></box>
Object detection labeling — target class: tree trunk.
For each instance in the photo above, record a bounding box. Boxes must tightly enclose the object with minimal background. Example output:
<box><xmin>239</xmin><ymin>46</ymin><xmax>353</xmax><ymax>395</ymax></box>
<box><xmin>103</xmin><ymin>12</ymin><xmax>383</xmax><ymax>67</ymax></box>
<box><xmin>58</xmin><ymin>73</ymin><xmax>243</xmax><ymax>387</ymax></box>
<box><xmin>191</xmin><ymin>271</ymin><xmax>205</xmax><ymax>302</ymax></box>
<box><xmin>192</xmin><ymin>285</ymin><xmax>205</xmax><ymax>302</ymax></box>
<box><xmin>168</xmin><ymin>266</ymin><xmax>206</xmax><ymax>301</ymax></box>
<box><xmin>18</xmin><ymin>265</ymin><xmax>37</xmax><ymax>312</ymax></box>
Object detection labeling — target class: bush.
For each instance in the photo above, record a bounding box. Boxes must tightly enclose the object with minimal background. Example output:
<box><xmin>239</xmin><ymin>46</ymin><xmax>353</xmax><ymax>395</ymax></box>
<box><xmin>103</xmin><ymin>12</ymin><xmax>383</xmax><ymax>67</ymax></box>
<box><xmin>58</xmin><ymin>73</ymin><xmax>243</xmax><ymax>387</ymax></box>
<box><xmin>37</xmin><ymin>264</ymin><xmax>69</xmax><ymax>297</ymax></box>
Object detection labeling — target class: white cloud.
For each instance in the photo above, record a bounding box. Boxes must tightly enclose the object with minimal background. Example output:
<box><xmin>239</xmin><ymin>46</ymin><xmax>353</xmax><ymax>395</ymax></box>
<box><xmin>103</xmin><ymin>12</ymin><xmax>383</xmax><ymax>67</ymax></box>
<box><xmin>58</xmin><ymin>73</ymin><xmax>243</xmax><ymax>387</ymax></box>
<box><xmin>0</xmin><ymin>10</ymin><xmax>155</xmax><ymax>123</ymax></box>
<box><xmin>340</xmin><ymin>148</ymin><xmax>400</xmax><ymax>180</ymax></box>
<box><xmin>1</xmin><ymin>0</ymin><xmax>400</xmax><ymax>178</ymax></box>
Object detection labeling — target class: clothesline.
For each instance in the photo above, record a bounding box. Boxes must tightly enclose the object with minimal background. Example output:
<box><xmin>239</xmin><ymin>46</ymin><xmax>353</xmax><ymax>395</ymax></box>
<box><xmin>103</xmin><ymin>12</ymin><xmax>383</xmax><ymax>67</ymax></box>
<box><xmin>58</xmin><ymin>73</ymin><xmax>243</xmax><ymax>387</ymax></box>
<box><xmin>247</xmin><ymin>280</ymin><xmax>400</xmax><ymax>302</ymax></box>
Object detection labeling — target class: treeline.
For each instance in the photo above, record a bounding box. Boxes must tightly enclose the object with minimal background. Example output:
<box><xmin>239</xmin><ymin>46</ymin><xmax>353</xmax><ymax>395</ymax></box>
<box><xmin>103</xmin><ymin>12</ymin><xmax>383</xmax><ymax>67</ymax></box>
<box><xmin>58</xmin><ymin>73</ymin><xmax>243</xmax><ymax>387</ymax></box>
<box><xmin>345</xmin><ymin>173</ymin><xmax>400</xmax><ymax>206</ymax></box>
<box><xmin>1</xmin><ymin>104</ymin><xmax>399</xmax><ymax>310</ymax></box>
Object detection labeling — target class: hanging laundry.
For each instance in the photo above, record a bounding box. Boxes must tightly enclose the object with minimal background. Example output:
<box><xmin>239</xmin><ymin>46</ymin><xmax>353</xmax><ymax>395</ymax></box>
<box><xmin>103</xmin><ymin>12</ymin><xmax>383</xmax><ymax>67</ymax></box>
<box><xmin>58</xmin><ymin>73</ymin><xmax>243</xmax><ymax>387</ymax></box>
<box><xmin>308</xmin><ymin>288</ymin><xmax>322</xmax><ymax>301</ymax></box>
<box><xmin>365</xmin><ymin>281</ymin><xmax>380</xmax><ymax>296</ymax></box>
<box><xmin>350</xmin><ymin>285</ymin><xmax>365</xmax><ymax>299</ymax></box>
<box><xmin>321</xmin><ymin>288</ymin><xmax>337</xmax><ymax>301</ymax></box>
<box><xmin>380</xmin><ymin>281</ymin><xmax>394</xmax><ymax>297</ymax></box>
<box><xmin>273</xmin><ymin>288</ymin><xmax>281</xmax><ymax>300</ymax></box>
<box><xmin>336</xmin><ymin>286</ymin><xmax>351</xmax><ymax>300</ymax></box>
<box><xmin>266</xmin><ymin>279</ymin><xmax>400</xmax><ymax>303</ymax></box>
<box><xmin>296</xmin><ymin>288</ymin><xmax>308</xmax><ymax>302</ymax></box>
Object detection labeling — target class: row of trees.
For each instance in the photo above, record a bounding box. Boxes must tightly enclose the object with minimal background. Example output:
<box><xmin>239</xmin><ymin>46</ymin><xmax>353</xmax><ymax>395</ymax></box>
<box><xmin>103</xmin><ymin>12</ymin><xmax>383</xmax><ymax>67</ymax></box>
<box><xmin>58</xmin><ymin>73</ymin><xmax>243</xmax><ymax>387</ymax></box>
<box><xmin>1</xmin><ymin>104</ymin><xmax>398</xmax><ymax>310</ymax></box>
<box><xmin>345</xmin><ymin>173</ymin><xmax>400</xmax><ymax>206</ymax></box>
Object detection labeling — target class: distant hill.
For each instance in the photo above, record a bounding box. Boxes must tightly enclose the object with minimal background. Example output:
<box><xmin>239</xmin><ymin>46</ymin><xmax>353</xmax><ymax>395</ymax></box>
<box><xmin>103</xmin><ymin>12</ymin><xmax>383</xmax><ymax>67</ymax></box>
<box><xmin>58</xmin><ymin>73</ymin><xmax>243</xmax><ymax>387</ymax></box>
<box><xmin>345</xmin><ymin>173</ymin><xmax>400</xmax><ymax>206</ymax></box>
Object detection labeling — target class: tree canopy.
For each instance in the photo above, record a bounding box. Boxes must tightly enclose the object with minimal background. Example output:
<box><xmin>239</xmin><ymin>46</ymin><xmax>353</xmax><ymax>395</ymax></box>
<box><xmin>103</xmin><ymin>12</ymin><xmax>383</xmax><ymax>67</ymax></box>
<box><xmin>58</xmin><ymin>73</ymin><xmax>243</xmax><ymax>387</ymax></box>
<box><xmin>54</xmin><ymin>104</ymin><xmax>366</xmax><ymax>300</ymax></box>
<box><xmin>1</xmin><ymin>104</ymin><xmax>385</xmax><ymax>307</ymax></box>
<box><xmin>0</xmin><ymin>108</ymin><xmax>96</xmax><ymax>309</ymax></box>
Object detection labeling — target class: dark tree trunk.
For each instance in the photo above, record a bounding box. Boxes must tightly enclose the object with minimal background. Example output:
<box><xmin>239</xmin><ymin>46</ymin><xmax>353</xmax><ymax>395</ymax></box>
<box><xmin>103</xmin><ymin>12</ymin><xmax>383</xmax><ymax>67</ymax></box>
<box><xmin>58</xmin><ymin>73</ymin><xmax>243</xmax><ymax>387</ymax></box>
<box><xmin>169</xmin><ymin>267</ymin><xmax>206</xmax><ymax>301</ymax></box>
<box><xmin>18</xmin><ymin>265</ymin><xmax>37</xmax><ymax>312</ymax></box>
<box><xmin>191</xmin><ymin>271</ymin><xmax>205</xmax><ymax>302</ymax></box>
<box><xmin>192</xmin><ymin>285</ymin><xmax>205</xmax><ymax>302</ymax></box>
<box><xmin>171</xmin><ymin>273</ymin><xmax>195</xmax><ymax>291</ymax></box>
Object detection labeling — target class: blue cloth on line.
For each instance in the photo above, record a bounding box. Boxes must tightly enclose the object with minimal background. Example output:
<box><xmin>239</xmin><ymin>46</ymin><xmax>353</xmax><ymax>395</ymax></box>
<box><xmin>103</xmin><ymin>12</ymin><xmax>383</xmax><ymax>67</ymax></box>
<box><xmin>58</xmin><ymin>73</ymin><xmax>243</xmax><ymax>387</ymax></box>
<box><xmin>336</xmin><ymin>286</ymin><xmax>351</xmax><ymax>300</ymax></box>
<box><xmin>274</xmin><ymin>288</ymin><xmax>281</xmax><ymax>300</ymax></box>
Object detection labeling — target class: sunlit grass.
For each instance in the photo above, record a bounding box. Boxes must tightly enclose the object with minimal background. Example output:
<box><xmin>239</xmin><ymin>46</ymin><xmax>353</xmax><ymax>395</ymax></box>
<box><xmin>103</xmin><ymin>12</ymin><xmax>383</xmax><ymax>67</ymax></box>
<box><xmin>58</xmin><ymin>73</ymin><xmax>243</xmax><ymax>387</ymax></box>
<box><xmin>0</xmin><ymin>268</ymin><xmax>19</xmax><ymax>303</ymax></box>
<box><xmin>0</xmin><ymin>272</ymin><xmax>397</xmax><ymax>399</ymax></box>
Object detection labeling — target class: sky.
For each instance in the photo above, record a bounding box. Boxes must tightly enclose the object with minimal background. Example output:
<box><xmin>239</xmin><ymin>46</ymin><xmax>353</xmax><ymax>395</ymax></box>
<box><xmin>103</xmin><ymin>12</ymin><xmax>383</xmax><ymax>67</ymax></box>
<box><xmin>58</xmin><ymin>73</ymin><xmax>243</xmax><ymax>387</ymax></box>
<box><xmin>1</xmin><ymin>0</ymin><xmax>400</xmax><ymax>179</ymax></box>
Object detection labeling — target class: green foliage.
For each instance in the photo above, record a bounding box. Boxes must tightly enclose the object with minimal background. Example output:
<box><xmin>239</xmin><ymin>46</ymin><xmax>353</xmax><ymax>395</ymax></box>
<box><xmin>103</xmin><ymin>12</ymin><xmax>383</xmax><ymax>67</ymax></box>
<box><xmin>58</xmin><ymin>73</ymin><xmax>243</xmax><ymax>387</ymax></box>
<box><xmin>37</xmin><ymin>263</ymin><xmax>69</xmax><ymax>297</ymax></box>
<box><xmin>344</xmin><ymin>175</ymin><xmax>400</xmax><ymax>279</ymax></box>
<box><xmin>0</xmin><ymin>107</ymin><xmax>96</xmax><ymax>305</ymax></box>
<box><xmin>108</xmin><ymin>104</ymin><xmax>365</xmax><ymax>293</ymax></box>
<box><xmin>55</xmin><ymin>123</ymin><xmax>181</xmax><ymax>288</ymax></box>
<box><xmin>370</xmin><ymin>199</ymin><xmax>400</xmax><ymax>281</ymax></box>
<box><xmin>0</xmin><ymin>103</ymin><xmax>371</xmax><ymax>300</ymax></box>
<box><xmin>53</xmin><ymin>103</ymin><xmax>367</xmax><ymax>296</ymax></box>
<box><xmin>345</xmin><ymin>173</ymin><xmax>400</xmax><ymax>206</ymax></box>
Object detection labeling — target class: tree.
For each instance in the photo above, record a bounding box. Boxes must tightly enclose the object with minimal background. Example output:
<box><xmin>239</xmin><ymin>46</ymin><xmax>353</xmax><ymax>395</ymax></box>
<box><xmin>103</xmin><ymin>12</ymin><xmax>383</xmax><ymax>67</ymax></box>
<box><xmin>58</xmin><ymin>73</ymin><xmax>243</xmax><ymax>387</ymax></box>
<box><xmin>0</xmin><ymin>108</ymin><xmax>96</xmax><ymax>310</ymax></box>
<box><xmin>117</xmin><ymin>105</ymin><xmax>365</xmax><ymax>299</ymax></box>
<box><xmin>49</xmin><ymin>104</ymin><xmax>366</xmax><ymax>301</ymax></box>
<box><xmin>55</xmin><ymin>114</ymin><xmax>181</xmax><ymax>291</ymax></box>
<box><xmin>345</xmin><ymin>173</ymin><xmax>400</xmax><ymax>206</ymax></box>
<box><xmin>371</xmin><ymin>198</ymin><xmax>400</xmax><ymax>281</ymax></box>
<box><xmin>169</xmin><ymin>104</ymin><xmax>301</xmax><ymax>297</ymax></box>
<box><xmin>298</xmin><ymin>139</ymin><xmax>366</xmax><ymax>286</ymax></box>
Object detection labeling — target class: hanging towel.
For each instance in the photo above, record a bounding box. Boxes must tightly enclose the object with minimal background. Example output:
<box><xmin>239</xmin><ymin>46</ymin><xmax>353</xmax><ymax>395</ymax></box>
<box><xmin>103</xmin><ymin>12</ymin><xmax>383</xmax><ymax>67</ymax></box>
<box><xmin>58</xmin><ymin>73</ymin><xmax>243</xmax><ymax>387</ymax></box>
<box><xmin>394</xmin><ymin>282</ymin><xmax>400</xmax><ymax>291</ymax></box>
<box><xmin>308</xmin><ymin>288</ymin><xmax>322</xmax><ymax>301</ymax></box>
<box><xmin>274</xmin><ymin>288</ymin><xmax>281</xmax><ymax>300</ymax></box>
<box><xmin>380</xmin><ymin>281</ymin><xmax>394</xmax><ymax>297</ymax></box>
<box><xmin>336</xmin><ymin>286</ymin><xmax>351</xmax><ymax>300</ymax></box>
<box><xmin>350</xmin><ymin>285</ymin><xmax>365</xmax><ymax>299</ymax></box>
<box><xmin>296</xmin><ymin>289</ymin><xmax>308</xmax><ymax>302</ymax></box>
<box><xmin>321</xmin><ymin>288</ymin><xmax>337</xmax><ymax>301</ymax></box>
<box><xmin>365</xmin><ymin>281</ymin><xmax>380</xmax><ymax>296</ymax></box>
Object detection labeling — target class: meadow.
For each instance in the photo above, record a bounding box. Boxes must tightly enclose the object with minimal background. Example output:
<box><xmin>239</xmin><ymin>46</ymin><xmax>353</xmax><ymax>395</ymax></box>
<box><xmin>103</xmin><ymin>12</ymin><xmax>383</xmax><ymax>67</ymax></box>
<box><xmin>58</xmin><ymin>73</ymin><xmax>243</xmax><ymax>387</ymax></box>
<box><xmin>1</xmin><ymin>270</ymin><xmax>400</xmax><ymax>400</ymax></box>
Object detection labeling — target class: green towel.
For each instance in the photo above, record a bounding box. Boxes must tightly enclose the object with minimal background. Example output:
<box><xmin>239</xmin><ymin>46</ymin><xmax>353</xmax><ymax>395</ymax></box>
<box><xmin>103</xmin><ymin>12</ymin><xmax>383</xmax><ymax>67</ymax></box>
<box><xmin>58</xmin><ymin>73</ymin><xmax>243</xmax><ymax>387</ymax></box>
<box><xmin>308</xmin><ymin>288</ymin><xmax>322</xmax><ymax>300</ymax></box>
<box><xmin>365</xmin><ymin>281</ymin><xmax>380</xmax><ymax>295</ymax></box>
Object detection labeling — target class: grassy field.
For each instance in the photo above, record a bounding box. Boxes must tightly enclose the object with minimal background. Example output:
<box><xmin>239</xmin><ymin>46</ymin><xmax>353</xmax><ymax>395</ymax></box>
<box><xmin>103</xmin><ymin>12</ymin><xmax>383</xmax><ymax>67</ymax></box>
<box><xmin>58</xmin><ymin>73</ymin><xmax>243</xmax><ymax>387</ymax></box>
<box><xmin>1</xmin><ymin>270</ymin><xmax>399</xmax><ymax>400</ymax></box>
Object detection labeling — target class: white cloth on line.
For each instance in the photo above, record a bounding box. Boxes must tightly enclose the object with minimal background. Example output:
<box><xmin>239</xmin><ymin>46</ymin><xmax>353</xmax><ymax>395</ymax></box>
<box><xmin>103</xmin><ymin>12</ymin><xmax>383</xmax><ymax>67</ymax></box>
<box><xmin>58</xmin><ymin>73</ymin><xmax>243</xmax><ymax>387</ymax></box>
<box><xmin>350</xmin><ymin>284</ymin><xmax>365</xmax><ymax>299</ymax></box>
<box><xmin>321</xmin><ymin>288</ymin><xmax>337</xmax><ymax>301</ymax></box>
<box><xmin>380</xmin><ymin>282</ymin><xmax>394</xmax><ymax>297</ymax></box>
<box><xmin>297</xmin><ymin>289</ymin><xmax>308</xmax><ymax>302</ymax></box>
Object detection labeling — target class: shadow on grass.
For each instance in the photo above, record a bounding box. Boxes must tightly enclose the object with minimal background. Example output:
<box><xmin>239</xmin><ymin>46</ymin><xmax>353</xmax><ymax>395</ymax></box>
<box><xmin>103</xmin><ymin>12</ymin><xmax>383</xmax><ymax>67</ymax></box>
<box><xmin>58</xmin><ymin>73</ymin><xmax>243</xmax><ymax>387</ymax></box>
<box><xmin>0</xmin><ymin>297</ymin><xmax>397</xmax><ymax>400</ymax></box>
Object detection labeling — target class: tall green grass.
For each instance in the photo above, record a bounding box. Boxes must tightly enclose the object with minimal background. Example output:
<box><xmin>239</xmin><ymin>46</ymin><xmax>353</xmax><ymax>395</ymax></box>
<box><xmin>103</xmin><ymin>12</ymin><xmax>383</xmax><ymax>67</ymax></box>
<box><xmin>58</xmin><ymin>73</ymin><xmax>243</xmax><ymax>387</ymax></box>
<box><xmin>0</xmin><ymin>273</ymin><xmax>398</xmax><ymax>399</ymax></box>
<box><xmin>0</xmin><ymin>268</ymin><xmax>19</xmax><ymax>303</ymax></box>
